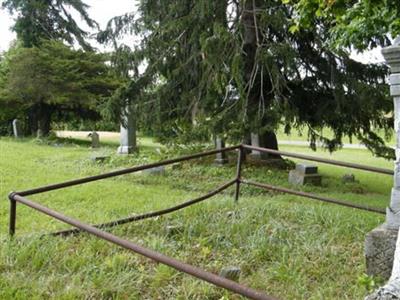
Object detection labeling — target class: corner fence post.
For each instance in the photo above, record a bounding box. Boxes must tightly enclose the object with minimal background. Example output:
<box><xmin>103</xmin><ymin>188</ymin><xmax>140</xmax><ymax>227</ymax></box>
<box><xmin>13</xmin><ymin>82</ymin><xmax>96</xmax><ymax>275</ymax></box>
<box><xmin>234</xmin><ymin>146</ymin><xmax>243</xmax><ymax>202</ymax></box>
<box><xmin>8</xmin><ymin>192</ymin><xmax>17</xmax><ymax>236</ymax></box>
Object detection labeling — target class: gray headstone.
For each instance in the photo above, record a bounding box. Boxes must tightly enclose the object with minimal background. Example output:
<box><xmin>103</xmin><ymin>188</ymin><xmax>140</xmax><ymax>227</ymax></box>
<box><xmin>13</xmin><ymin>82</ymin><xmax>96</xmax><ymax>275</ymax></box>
<box><xmin>342</xmin><ymin>173</ymin><xmax>356</xmax><ymax>183</ymax></box>
<box><xmin>117</xmin><ymin>104</ymin><xmax>137</xmax><ymax>154</ymax></box>
<box><xmin>214</xmin><ymin>137</ymin><xmax>228</xmax><ymax>165</ymax></box>
<box><xmin>365</xmin><ymin>224</ymin><xmax>398</xmax><ymax>280</ymax></box>
<box><xmin>295</xmin><ymin>162</ymin><xmax>318</xmax><ymax>174</ymax></box>
<box><xmin>36</xmin><ymin>129</ymin><xmax>43</xmax><ymax>138</ymax></box>
<box><xmin>219</xmin><ymin>266</ymin><xmax>241</xmax><ymax>282</ymax></box>
<box><xmin>12</xmin><ymin>119</ymin><xmax>21</xmax><ymax>138</ymax></box>
<box><xmin>248</xmin><ymin>132</ymin><xmax>269</xmax><ymax>160</ymax></box>
<box><xmin>165</xmin><ymin>225</ymin><xmax>183</xmax><ymax>236</ymax></box>
<box><xmin>88</xmin><ymin>131</ymin><xmax>100</xmax><ymax>148</ymax></box>
<box><xmin>289</xmin><ymin>163</ymin><xmax>321</xmax><ymax>186</ymax></box>
<box><xmin>365</xmin><ymin>37</ymin><xmax>400</xmax><ymax>285</ymax></box>
<box><xmin>142</xmin><ymin>166</ymin><xmax>166</xmax><ymax>176</ymax></box>
<box><xmin>90</xmin><ymin>155</ymin><xmax>109</xmax><ymax>163</ymax></box>
<box><xmin>171</xmin><ymin>163</ymin><xmax>182</xmax><ymax>170</ymax></box>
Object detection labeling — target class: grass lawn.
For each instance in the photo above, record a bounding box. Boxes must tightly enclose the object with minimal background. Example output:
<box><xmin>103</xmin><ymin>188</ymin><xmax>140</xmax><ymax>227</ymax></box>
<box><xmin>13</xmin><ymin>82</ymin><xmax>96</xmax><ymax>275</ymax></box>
<box><xmin>0</xmin><ymin>136</ymin><xmax>393</xmax><ymax>299</ymax></box>
<box><xmin>276</xmin><ymin>126</ymin><xmax>395</xmax><ymax>146</ymax></box>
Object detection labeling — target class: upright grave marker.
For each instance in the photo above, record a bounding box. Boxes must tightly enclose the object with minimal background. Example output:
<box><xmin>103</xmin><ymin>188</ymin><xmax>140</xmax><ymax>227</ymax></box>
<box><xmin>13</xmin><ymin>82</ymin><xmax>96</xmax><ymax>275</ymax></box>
<box><xmin>365</xmin><ymin>37</ymin><xmax>400</xmax><ymax>280</ymax></box>
<box><xmin>12</xmin><ymin>119</ymin><xmax>21</xmax><ymax>138</ymax></box>
<box><xmin>118</xmin><ymin>104</ymin><xmax>137</xmax><ymax>154</ymax></box>
<box><xmin>89</xmin><ymin>131</ymin><xmax>100</xmax><ymax>148</ymax></box>
<box><xmin>214</xmin><ymin>137</ymin><xmax>228</xmax><ymax>165</ymax></box>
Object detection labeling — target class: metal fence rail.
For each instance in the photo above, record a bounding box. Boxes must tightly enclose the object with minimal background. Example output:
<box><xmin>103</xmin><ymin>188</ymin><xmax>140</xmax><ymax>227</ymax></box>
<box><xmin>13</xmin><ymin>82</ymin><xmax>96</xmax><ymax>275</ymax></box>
<box><xmin>10</xmin><ymin>193</ymin><xmax>277</xmax><ymax>300</ymax></box>
<box><xmin>242</xmin><ymin>144</ymin><xmax>393</xmax><ymax>175</ymax></box>
<box><xmin>241</xmin><ymin>179</ymin><xmax>385</xmax><ymax>214</ymax></box>
<box><xmin>7</xmin><ymin>143</ymin><xmax>392</xmax><ymax>299</ymax></box>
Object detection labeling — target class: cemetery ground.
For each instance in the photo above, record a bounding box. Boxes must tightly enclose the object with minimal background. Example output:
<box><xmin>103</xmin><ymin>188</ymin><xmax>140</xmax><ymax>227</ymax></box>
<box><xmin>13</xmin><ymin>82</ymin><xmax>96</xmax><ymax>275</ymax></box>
<box><xmin>0</xmin><ymin>135</ymin><xmax>393</xmax><ymax>299</ymax></box>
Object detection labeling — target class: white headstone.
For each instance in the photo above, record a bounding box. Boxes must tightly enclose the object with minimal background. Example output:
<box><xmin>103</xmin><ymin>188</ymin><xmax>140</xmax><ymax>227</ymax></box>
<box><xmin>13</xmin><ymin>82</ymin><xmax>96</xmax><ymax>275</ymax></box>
<box><xmin>12</xmin><ymin>119</ymin><xmax>20</xmax><ymax>138</ymax></box>
<box><xmin>117</xmin><ymin>104</ymin><xmax>137</xmax><ymax>154</ymax></box>
<box><xmin>366</xmin><ymin>37</ymin><xmax>400</xmax><ymax>298</ymax></box>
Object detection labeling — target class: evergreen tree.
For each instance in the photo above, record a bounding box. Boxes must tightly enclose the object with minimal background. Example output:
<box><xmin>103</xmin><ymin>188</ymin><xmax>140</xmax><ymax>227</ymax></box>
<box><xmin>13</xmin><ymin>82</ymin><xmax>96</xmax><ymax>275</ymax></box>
<box><xmin>0</xmin><ymin>40</ymin><xmax>120</xmax><ymax>135</ymax></box>
<box><xmin>101</xmin><ymin>0</ymin><xmax>393</xmax><ymax>158</ymax></box>
<box><xmin>2</xmin><ymin>0</ymin><xmax>97</xmax><ymax>50</ymax></box>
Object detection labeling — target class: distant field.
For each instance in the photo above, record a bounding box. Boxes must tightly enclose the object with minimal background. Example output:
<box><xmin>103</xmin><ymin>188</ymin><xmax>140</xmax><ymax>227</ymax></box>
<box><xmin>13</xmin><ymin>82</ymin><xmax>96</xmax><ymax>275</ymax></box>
<box><xmin>0</xmin><ymin>136</ymin><xmax>392</xmax><ymax>299</ymax></box>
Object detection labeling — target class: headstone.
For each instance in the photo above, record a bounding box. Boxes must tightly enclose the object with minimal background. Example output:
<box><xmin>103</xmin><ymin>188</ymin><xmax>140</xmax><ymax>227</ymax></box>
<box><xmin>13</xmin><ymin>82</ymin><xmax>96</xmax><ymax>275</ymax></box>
<box><xmin>36</xmin><ymin>129</ymin><xmax>43</xmax><ymax>138</ymax></box>
<box><xmin>248</xmin><ymin>133</ymin><xmax>269</xmax><ymax>161</ymax></box>
<box><xmin>142</xmin><ymin>166</ymin><xmax>166</xmax><ymax>176</ymax></box>
<box><xmin>12</xmin><ymin>119</ymin><xmax>21</xmax><ymax>138</ymax></box>
<box><xmin>365</xmin><ymin>37</ymin><xmax>400</xmax><ymax>281</ymax></box>
<box><xmin>342</xmin><ymin>173</ymin><xmax>356</xmax><ymax>183</ymax></box>
<box><xmin>171</xmin><ymin>163</ymin><xmax>182</xmax><ymax>170</ymax></box>
<box><xmin>248</xmin><ymin>132</ymin><xmax>282</xmax><ymax>163</ymax></box>
<box><xmin>90</xmin><ymin>155</ymin><xmax>109</xmax><ymax>163</ymax></box>
<box><xmin>288</xmin><ymin>162</ymin><xmax>322</xmax><ymax>186</ymax></box>
<box><xmin>117</xmin><ymin>104</ymin><xmax>137</xmax><ymax>154</ymax></box>
<box><xmin>88</xmin><ymin>131</ymin><xmax>100</xmax><ymax>148</ymax></box>
<box><xmin>214</xmin><ymin>137</ymin><xmax>228</xmax><ymax>165</ymax></box>
<box><xmin>365</xmin><ymin>224</ymin><xmax>398</xmax><ymax>280</ymax></box>
<box><xmin>219</xmin><ymin>266</ymin><xmax>241</xmax><ymax>282</ymax></box>
<box><xmin>165</xmin><ymin>225</ymin><xmax>183</xmax><ymax>236</ymax></box>
<box><xmin>366</xmin><ymin>226</ymin><xmax>400</xmax><ymax>299</ymax></box>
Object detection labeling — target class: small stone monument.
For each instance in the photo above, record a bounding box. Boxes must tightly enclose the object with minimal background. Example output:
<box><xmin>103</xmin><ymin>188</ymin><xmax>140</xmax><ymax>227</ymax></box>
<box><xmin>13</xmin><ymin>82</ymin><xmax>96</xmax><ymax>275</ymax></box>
<box><xmin>214</xmin><ymin>137</ymin><xmax>228</xmax><ymax>165</ymax></box>
<box><xmin>36</xmin><ymin>129</ymin><xmax>43</xmax><ymax>138</ymax></box>
<box><xmin>88</xmin><ymin>131</ymin><xmax>100</xmax><ymax>148</ymax></box>
<box><xmin>365</xmin><ymin>37</ymin><xmax>400</xmax><ymax>281</ymax></box>
<box><xmin>342</xmin><ymin>173</ymin><xmax>356</xmax><ymax>183</ymax></box>
<box><xmin>12</xmin><ymin>119</ymin><xmax>21</xmax><ymax>138</ymax></box>
<box><xmin>219</xmin><ymin>266</ymin><xmax>241</xmax><ymax>282</ymax></box>
<box><xmin>90</xmin><ymin>155</ymin><xmax>109</xmax><ymax>163</ymax></box>
<box><xmin>142</xmin><ymin>166</ymin><xmax>166</xmax><ymax>175</ymax></box>
<box><xmin>248</xmin><ymin>133</ymin><xmax>269</xmax><ymax>161</ymax></box>
<box><xmin>117</xmin><ymin>104</ymin><xmax>137</xmax><ymax>154</ymax></box>
<box><xmin>165</xmin><ymin>225</ymin><xmax>183</xmax><ymax>236</ymax></box>
<box><xmin>288</xmin><ymin>162</ymin><xmax>322</xmax><ymax>186</ymax></box>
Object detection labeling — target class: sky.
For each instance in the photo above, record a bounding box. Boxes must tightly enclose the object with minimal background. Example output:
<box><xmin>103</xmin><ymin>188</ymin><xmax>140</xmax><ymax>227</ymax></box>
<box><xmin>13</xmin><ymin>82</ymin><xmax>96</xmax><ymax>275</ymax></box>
<box><xmin>0</xmin><ymin>0</ymin><xmax>137</xmax><ymax>52</ymax></box>
<box><xmin>0</xmin><ymin>0</ymin><xmax>384</xmax><ymax>64</ymax></box>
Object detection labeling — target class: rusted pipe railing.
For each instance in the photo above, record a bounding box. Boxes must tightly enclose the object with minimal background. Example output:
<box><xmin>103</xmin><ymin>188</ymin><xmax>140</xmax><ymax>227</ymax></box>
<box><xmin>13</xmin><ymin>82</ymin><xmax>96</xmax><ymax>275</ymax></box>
<box><xmin>7</xmin><ymin>143</ymin><xmax>392</xmax><ymax>299</ymax></box>
<box><xmin>50</xmin><ymin>179</ymin><xmax>237</xmax><ymax>237</ymax></box>
<box><xmin>17</xmin><ymin>145</ymin><xmax>239</xmax><ymax>197</ymax></box>
<box><xmin>234</xmin><ymin>147</ymin><xmax>244</xmax><ymax>202</ymax></box>
<box><xmin>9</xmin><ymin>193</ymin><xmax>278</xmax><ymax>300</ymax></box>
<box><xmin>241</xmin><ymin>179</ymin><xmax>385</xmax><ymax>214</ymax></box>
<box><xmin>242</xmin><ymin>144</ymin><xmax>393</xmax><ymax>175</ymax></box>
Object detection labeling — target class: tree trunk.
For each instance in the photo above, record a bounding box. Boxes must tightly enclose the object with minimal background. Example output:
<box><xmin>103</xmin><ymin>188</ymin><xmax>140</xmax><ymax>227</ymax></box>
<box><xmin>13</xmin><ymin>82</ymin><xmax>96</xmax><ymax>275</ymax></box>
<box><xmin>241</xmin><ymin>0</ymin><xmax>281</xmax><ymax>159</ymax></box>
<box><xmin>27</xmin><ymin>106</ymin><xmax>38</xmax><ymax>136</ymax></box>
<box><xmin>37</xmin><ymin>103</ymin><xmax>52</xmax><ymax>136</ymax></box>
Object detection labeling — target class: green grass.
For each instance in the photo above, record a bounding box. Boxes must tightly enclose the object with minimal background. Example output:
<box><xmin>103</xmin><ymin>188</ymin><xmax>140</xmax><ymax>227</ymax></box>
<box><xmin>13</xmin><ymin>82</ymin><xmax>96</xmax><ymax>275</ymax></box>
<box><xmin>276</xmin><ymin>126</ymin><xmax>395</xmax><ymax>146</ymax></box>
<box><xmin>0</xmin><ymin>137</ymin><xmax>392</xmax><ymax>299</ymax></box>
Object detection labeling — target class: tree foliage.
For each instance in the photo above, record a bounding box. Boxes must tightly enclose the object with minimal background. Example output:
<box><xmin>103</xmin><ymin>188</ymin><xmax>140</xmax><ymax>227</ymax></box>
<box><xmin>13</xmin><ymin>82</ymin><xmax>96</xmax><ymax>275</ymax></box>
<box><xmin>0</xmin><ymin>40</ymin><xmax>120</xmax><ymax>135</ymax></box>
<box><xmin>292</xmin><ymin>0</ymin><xmax>400</xmax><ymax>50</ymax></box>
<box><xmin>98</xmin><ymin>0</ymin><xmax>393</xmax><ymax>158</ymax></box>
<box><xmin>2</xmin><ymin>0</ymin><xmax>97</xmax><ymax>50</ymax></box>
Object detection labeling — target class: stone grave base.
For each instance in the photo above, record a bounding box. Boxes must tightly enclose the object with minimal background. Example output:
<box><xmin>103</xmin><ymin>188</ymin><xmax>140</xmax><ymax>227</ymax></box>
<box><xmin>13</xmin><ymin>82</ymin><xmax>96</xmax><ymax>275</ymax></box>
<box><xmin>117</xmin><ymin>145</ymin><xmax>136</xmax><ymax>154</ymax></box>
<box><xmin>288</xmin><ymin>170</ymin><xmax>322</xmax><ymax>186</ymax></box>
<box><xmin>365</xmin><ymin>224</ymin><xmax>398</xmax><ymax>280</ymax></box>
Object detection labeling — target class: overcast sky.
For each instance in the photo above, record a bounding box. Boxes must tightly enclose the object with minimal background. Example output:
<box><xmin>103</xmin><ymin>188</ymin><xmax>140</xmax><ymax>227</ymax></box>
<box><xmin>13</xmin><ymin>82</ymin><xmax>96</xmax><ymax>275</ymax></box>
<box><xmin>0</xmin><ymin>0</ymin><xmax>384</xmax><ymax>63</ymax></box>
<box><xmin>0</xmin><ymin>0</ymin><xmax>137</xmax><ymax>52</ymax></box>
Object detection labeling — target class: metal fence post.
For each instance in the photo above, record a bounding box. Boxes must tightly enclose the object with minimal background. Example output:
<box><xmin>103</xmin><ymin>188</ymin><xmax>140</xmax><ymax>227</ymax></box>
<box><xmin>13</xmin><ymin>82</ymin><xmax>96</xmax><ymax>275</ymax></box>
<box><xmin>234</xmin><ymin>146</ymin><xmax>243</xmax><ymax>202</ymax></box>
<box><xmin>8</xmin><ymin>192</ymin><xmax>17</xmax><ymax>236</ymax></box>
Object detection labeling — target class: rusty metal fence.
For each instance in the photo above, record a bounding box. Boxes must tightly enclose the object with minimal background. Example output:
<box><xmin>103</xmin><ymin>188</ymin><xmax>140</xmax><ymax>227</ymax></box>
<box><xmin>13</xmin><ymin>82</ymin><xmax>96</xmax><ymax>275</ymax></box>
<box><xmin>7</xmin><ymin>144</ymin><xmax>393</xmax><ymax>299</ymax></box>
